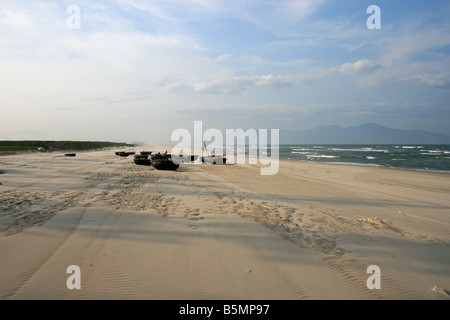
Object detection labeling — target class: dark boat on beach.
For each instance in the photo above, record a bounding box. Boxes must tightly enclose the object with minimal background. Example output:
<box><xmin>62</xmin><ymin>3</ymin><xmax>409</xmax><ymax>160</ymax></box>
<box><xmin>116</xmin><ymin>151</ymin><xmax>135</xmax><ymax>157</ymax></box>
<box><xmin>202</xmin><ymin>155</ymin><xmax>226</xmax><ymax>164</ymax></box>
<box><xmin>174</xmin><ymin>154</ymin><xmax>199</xmax><ymax>164</ymax></box>
<box><xmin>140</xmin><ymin>151</ymin><xmax>152</xmax><ymax>156</ymax></box>
<box><xmin>134</xmin><ymin>154</ymin><xmax>151</xmax><ymax>166</ymax></box>
<box><xmin>64</xmin><ymin>153</ymin><xmax>76</xmax><ymax>157</ymax></box>
<box><xmin>201</xmin><ymin>142</ymin><xmax>226</xmax><ymax>164</ymax></box>
<box><xmin>151</xmin><ymin>152</ymin><xmax>179</xmax><ymax>171</ymax></box>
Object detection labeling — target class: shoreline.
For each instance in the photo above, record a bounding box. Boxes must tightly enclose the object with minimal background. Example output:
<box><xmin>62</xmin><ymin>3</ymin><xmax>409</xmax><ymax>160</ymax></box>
<box><xmin>223</xmin><ymin>154</ymin><xmax>450</xmax><ymax>176</ymax></box>
<box><xmin>3</xmin><ymin>142</ymin><xmax>449</xmax><ymax>174</ymax></box>
<box><xmin>296</xmin><ymin>158</ymin><xmax>450</xmax><ymax>175</ymax></box>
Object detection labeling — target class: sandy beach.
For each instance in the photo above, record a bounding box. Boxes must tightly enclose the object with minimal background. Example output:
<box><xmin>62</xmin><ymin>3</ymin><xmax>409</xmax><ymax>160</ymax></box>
<box><xmin>0</xmin><ymin>147</ymin><xmax>449</xmax><ymax>300</ymax></box>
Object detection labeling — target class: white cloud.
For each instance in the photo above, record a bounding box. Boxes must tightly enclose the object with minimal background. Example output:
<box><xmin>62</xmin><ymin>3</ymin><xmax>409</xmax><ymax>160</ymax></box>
<box><xmin>283</xmin><ymin>0</ymin><xmax>327</xmax><ymax>20</ymax></box>
<box><xmin>378</xmin><ymin>26</ymin><xmax>450</xmax><ymax>67</ymax></box>
<box><xmin>340</xmin><ymin>60</ymin><xmax>379</xmax><ymax>75</ymax></box>
<box><xmin>215</xmin><ymin>53</ymin><xmax>233</xmax><ymax>62</ymax></box>
<box><xmin>236</xmin><ymin>0</ymin><xmax>329</xmax><ymax>37</ymax></box>
<box><xmin>166</xmin><ymin>72</ymin><xmax>324</xmax><ymax>95</ymax></box>
<box><xmin>124</xmin><ymin>0</ymin><xmax>328</xmax><ymax>37</ymax></box>
<box><xmin>0</xmin><ymin>10</ymin><xmax>33</xmax><ymax>28</ymax></box>
<box><xmin>405</xmin><ymin>73</ymin><xmax>450</xmax><ymax>88</ymax></box>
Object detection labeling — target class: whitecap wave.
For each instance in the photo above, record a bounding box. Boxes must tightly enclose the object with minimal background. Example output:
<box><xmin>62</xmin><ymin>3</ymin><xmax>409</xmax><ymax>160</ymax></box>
<box><xmin>330</xmin><ymin>147</ymin><xmax>387</xmax><ymax>152</ymax></box>
<box><xmin>307</xmin><ymin>155</ymin><xmax>338</xmax><ymax>159</ymax></box>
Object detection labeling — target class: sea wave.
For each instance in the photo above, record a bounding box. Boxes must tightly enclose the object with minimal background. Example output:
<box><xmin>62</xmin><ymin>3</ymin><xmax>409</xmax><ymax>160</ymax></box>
<box><xmin>326</xmin><ymin>161</ymin><xmax>383</xmax><ymax>168</ymax></box>
<box><xmin>279</xmin><ymin>145</ymin><xmax>450</xmax><ymax>172</ymax></box>
<box><xmin>330</xmin><ymin>147</ymin><xmax>388</xmax><ymax>152</ymax></box>
<box><xmin>307</xmin><ymin>155</ymin><xmax>339</xmax><ymax>159</ymax></box>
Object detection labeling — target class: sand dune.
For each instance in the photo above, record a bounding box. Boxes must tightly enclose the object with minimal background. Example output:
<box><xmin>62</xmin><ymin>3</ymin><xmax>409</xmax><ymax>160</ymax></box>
<box><xmin>0</xmin><ymin>147</ymin><xmax>449</xmax><ymax>299</ymax></box>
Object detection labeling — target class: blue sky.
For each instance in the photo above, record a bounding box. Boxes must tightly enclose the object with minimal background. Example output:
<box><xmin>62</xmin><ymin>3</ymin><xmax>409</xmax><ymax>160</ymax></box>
<box><xmin>1</xmin><ymin>0</ymin><xmax>449</xmax><ymax>144</ymax></box>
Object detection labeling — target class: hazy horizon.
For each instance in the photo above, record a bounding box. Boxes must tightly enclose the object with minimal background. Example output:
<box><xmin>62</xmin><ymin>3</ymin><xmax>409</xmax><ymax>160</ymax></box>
<box><xmin>1</xmin><ymin>1</ymin><xmax>449</xmax><ymax>145</ymax></box>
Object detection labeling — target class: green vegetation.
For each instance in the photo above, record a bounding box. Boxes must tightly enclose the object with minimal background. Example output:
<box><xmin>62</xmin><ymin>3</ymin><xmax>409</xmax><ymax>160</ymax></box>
<box><xmin>0</xmin><ymin>140</ymin><xmax>135</xmax><ymax>152</ymax></box>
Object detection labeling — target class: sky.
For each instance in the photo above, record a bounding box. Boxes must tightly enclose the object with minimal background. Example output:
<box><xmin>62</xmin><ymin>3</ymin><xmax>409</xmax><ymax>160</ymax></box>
<box><xmin>1</xmin><ymin>0</ymin><xmax>449</xmax><ymax>145</ymax></box>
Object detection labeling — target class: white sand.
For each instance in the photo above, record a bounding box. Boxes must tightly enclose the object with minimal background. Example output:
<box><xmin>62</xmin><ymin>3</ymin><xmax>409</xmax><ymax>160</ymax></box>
<box><xmin>0</xmin><ymin>147</ymin><xmax>449</xmax><ymax>299</ymax></box>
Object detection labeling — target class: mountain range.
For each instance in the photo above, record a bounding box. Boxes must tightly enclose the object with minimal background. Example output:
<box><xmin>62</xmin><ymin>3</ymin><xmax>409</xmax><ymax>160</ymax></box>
<box><xmin>281</xmin><ymin>123</ymin><xmax>450</xmax><ymax>144</ymax></box>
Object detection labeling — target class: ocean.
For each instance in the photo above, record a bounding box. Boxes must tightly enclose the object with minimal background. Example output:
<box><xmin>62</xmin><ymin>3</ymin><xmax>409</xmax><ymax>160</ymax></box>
<box><xmin>241</xmin><ymin>145</ymin><xmax>450</xmax><ymax>173</ymax></box>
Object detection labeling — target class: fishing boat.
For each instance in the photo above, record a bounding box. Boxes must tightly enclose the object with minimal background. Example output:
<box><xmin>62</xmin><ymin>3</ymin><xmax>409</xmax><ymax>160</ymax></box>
<box><xmin>117</xmin><ymin>151</ymin><xmax>135</xmax><ymax>157</ymax></box>
<box><xmin>151</xmin><ymin>152</ymin><xmax>179</xmax><ymax>171</ymax></box>
<box><xmin>64</xmin><ymin>153</ymin><xmax>76</xmax><ymax>157</ymax></box>
<box><xmin>174</xmin><ymin>154</ymin><xmax>199</xmax><ymax>164</ymax></box>
<box><xmin>134</xmin><ymin>154</ymin><xmax>151</xmax><ymax>166</ymax></box>
<box><xmin>201</xmin><ymin>142</ymin><xmax>226</xmax><ymax>164</ymax></box>
<box><xmin>202</xmin><ymin>155</ymin><xmax>226</xmax><ymax>164</ymax></box>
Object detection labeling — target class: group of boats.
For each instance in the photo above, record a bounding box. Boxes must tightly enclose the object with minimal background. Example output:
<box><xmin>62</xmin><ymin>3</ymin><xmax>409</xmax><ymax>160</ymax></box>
<box><xmin>115</xmin><ymin>150</ymin><xmax>227</xmax><ymax>171</ymax></box>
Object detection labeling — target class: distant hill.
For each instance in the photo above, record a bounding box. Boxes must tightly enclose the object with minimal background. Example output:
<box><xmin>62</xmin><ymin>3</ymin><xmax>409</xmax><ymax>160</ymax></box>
<box><xmin>281</xmin><ymin>123</ymin><xmax>450</xmax><ymax>144</ymax></box>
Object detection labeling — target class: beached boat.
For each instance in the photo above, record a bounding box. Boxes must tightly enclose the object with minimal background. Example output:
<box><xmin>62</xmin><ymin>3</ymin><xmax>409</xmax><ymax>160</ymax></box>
<box><xmin>174</xmin><ymin>154</ymin><xmax>199</xmax><ymax>164</ymax></box>
<box><xmin>134</xmin><ymin>158</ymin><xmax>151</xmax><ymax>166</ymax></box>
<box><xmin>201</xmin><ymin>142</ymin><xmax>226</xmax><ymax>164</ymax></box>
<box><xmin>134</xmin><ymin>154</ymin><xmax>151</xmax><ymax>166</ymax></box>
<box><xmin>151</xmin><ymin>152</ymin><xmax>179</xmax><ymax>170</ymax></box>
<box><xmin>202</xmin><ymin>155</ymin><xmax>226</xmax><ymax>164</ymax></box>
<box><xmin>140</xmin><ymin>151</ymin><xmax>152</xmax><ymax>156</ymax></box>
<box><xmin>64</xmin><ymin>153</ymin><xmax>76</xmax><ymax>157</ymax></box>
<box><xmin>117</xmin><ymin>151</ymin><xmax>135</xmax><ymax>157</ymax></box>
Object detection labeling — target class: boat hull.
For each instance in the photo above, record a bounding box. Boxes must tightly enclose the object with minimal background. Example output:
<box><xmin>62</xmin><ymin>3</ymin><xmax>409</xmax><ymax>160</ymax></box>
<box><xmin>173</xmin><ymin>154</ymin><xmax>199</xmax><ymax>164</ymax></box>
<box><xmin>134</xmin><ymin>158</ymin><xmax>151</xmax><ymax>166</ymax></box>
<box><xmin>202</xmin><ymin>156</ymin><xmax>226</xmax><ymax>164</ymax></box>
<box><xmin>151</xmin><ymin>159</ymin><xmax>179</xmax><ymax>170</ymax></box>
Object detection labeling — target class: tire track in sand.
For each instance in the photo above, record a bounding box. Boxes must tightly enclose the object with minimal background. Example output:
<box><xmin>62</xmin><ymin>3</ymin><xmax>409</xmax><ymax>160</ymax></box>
<box><xmin>4</xmin><ymin>204</ymin><xmax>92</xmax><ymax>299</ymax></box>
